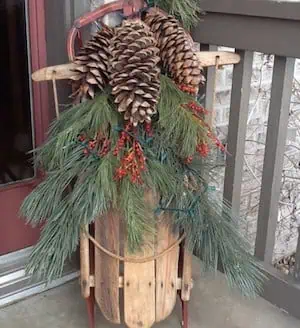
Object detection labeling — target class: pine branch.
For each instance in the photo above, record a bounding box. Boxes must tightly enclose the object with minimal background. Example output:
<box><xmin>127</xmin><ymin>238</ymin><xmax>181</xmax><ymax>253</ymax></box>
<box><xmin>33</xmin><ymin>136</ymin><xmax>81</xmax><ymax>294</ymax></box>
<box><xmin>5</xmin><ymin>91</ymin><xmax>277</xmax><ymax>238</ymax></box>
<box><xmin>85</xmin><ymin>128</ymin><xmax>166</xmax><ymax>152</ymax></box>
<box><xmin>70</xmin><ymin>153</ymin><xmax>118</xmax><ymax>222</ymax></box>
<box><xmin>21</xmin><ymin>78</ymin><xmax>266</xmax><ymax>299</ymax></box>
<box><xmin>36</xmin><ymin>94</ymin><xmax>118</xmax><ymax>171</ymax></box>
<box><xmin>25</xmin><ymin>200</ymin><xmax>81</xmax><ymax>281</ymax></box>
<box><xmin>152</xmin><ymin>0</ymin><xmax>202</xmax><ymax>30</ymax></box>
<box><xmin>171</xmin><ymin>182</ymin><xmax>266</xmax><ymax>298</ymax></box>
<box><xmin>158</xmin><ymin>76</ymin><xmax>210</xmax><ymax>158</ymax></box>
<box><xmin>119</xmin><ymin>179</ymin><xmax>156</xmax><ymax>252</ymax></box>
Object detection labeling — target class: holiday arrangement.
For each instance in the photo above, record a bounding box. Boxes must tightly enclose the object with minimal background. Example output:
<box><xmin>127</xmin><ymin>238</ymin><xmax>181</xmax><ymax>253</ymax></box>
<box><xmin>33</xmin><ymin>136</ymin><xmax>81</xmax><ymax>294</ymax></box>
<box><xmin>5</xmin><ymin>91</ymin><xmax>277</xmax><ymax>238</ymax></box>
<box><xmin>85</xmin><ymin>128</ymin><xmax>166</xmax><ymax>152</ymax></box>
<box><xmin>21</xmin><ymin>0</ymin><xmax>265</xmax><ymax>304</ymax></box>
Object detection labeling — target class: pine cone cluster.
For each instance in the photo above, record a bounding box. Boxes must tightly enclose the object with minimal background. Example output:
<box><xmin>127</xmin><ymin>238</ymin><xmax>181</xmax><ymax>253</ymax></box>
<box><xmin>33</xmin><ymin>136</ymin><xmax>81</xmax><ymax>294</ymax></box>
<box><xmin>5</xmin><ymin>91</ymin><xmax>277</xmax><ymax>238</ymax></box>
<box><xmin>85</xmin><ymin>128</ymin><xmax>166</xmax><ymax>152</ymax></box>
<box><xmin>144</xmin><ymin>8</ymin><xmax>204</xmax><ymax>95</ymax></box>
<box><xmin>69</xmin><ymin>11</ymin><xmax>204</xmax><ymax>122</ymax></box>
<box><xmin>71</xmin><ymin>26</ymin><xmax>114</xmax><ymax>102</ymax></box>
<box><xmin>109</xmin><ymin>20</ymin><xmax>161</xmax><ymax>126</ymax></box>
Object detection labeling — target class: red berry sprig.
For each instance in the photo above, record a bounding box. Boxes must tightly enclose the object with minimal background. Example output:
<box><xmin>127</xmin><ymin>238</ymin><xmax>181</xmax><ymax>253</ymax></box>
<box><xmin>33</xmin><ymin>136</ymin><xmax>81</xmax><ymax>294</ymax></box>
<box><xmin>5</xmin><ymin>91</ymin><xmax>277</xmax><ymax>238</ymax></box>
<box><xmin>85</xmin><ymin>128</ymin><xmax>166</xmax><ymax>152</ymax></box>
<box><xmin>186</xmin><ymin>101</ymin><xmax>209</xmax><ymax>116</ymax></box>
<box><xmin>114</xmin><ymin>167</ymin><xmax>127</xmax><ymax>180</ymax></box>
<box><xmin>215</xmin><ymin>138</ymin><xmax>226</xmax><ymax>152</ymax></box>
<box><xmin>88</xmin><ymin>140</ymin><xmax>97</xmax><ymax>150</ymax></box>
<box><xmin>114</xmin><ymin>141</ymin><xmax>146</xmax><ymax>184</ymax></box>
<box><xmin>178</xmin><ymin>84</ymin><xmax>198</xmax><ymax>96</ymax></box>
<box><xmin>184</xmin><ymin>156</ymin><xmax>194</xmax><ymax>164</ymax></box>
<box><xmin>196</xmin><ymin>142</ymin><xmax>210</xmax><ymax>157</ymax></box>
<box><xmin>78</xmin><ymin>132</ymin><xmax>112</xmax><ymax>158</ymax></box>
<box><xmin>113</xmin><ymin>123</ymin><xmax>132</xmax><ymax>156</ymax></box>
<box><xmin>78</xmin><ymin>134</ymin><xmax>86</xmax><ymax>143</ymax></box>
<box><xmin>99</xmin><ymin>138</ymin><xmax>111</xmax><ymax>157</ymax></box>
<box><xmin>207</xmin><ymin>129</ymin><xmax>227</xmax><ymax>153</ymax></box>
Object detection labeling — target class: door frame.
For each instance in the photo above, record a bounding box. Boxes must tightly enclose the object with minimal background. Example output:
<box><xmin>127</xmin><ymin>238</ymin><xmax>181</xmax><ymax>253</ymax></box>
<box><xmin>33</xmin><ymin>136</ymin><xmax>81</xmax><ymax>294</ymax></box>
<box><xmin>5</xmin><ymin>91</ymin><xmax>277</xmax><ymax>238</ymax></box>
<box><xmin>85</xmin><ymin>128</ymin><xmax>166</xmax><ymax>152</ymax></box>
<box><xmin>28</xmin><ymin>0</ymin><xmax>50</xmax><ymax>149</ymax></box>
<box><xmin>1</xmin><ymin>0</ymin><xmax>49</xmax><ymax>195</ymax></box>
<box><xmin>0</xmin><ymin>0</ymin><xmax>50</xmax><ymax>256</ymax></box>
<box><xmin>0</xmin><ymin>0</ymin><xmax>79</xmax><ymax>307</ymax></box>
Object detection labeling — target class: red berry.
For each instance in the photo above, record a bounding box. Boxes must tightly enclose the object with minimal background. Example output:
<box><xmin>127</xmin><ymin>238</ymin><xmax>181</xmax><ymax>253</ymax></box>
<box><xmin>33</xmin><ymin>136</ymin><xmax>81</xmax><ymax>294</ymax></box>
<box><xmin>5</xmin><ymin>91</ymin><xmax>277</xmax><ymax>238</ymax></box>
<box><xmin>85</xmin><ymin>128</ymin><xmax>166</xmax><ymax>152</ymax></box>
<box><xmin>184</xmin><ymin>156</ymin><xmax>193</xmax><ymax>164</ymax></box>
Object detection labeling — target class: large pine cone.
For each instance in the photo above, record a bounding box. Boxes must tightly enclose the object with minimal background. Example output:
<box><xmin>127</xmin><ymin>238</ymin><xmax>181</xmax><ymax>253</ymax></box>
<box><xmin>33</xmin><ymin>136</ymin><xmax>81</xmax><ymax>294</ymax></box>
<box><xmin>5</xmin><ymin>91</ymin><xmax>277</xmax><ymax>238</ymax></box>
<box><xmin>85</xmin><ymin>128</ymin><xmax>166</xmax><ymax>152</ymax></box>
<box><xmin>110</xmin><ymin>19</ymin><xmax>161</xmax><ymax>126</ymax></box>
<box><xmin>71</xmin><ymin>26</ymin><xmax>114</xmax><ymax>102</ymax></box>
<box><xmin>144</xmin><ymin>8</ymin><xmax>204</xmax><ymax>95</ymax></box>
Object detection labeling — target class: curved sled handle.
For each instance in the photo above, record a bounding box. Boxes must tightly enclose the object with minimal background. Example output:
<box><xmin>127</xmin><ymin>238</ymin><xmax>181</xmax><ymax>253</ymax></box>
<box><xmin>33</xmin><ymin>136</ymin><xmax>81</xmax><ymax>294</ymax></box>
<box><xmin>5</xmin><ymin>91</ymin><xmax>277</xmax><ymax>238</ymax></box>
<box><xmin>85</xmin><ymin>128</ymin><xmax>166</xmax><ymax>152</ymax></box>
<box><xmin>32</xmin><ymin>51</ymin><xmax>240</xmax><ymax>82</ymax></box>
<box><xmin>67</xmin><ymin>0</ymin><xmax>147</xmax><ymax>61</ymax></box>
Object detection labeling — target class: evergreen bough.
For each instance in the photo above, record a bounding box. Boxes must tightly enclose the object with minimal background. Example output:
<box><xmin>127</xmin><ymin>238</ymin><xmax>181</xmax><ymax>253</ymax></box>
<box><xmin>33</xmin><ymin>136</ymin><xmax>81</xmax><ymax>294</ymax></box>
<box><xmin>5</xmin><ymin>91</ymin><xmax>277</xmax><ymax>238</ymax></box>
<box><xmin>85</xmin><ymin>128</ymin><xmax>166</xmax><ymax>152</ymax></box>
<box><xmin>21</xmin><ymin>77</ymin><xmax>265</xmax><ymax>298</ymax></box>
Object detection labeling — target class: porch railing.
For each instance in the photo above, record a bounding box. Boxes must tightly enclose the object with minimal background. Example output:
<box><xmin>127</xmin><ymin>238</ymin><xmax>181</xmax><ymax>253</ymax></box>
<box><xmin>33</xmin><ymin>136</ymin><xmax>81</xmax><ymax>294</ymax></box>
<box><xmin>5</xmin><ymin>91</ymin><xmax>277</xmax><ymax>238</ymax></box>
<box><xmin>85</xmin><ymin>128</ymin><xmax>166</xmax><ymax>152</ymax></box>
<box><xmin>193</xmin><ymin>0</ymin><xmax>300</xmax><ymax>319</ymax></box>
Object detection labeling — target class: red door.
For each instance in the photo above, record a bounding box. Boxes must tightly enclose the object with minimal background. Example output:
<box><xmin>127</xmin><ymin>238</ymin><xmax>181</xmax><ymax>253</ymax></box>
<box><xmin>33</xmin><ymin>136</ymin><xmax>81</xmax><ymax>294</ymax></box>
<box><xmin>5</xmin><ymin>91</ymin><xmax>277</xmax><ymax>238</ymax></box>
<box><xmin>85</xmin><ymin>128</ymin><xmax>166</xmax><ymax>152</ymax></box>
<box><xmin>0</xmin><ymin>0</ymin><xmax>49</xmax><ymax>256</ymax></box>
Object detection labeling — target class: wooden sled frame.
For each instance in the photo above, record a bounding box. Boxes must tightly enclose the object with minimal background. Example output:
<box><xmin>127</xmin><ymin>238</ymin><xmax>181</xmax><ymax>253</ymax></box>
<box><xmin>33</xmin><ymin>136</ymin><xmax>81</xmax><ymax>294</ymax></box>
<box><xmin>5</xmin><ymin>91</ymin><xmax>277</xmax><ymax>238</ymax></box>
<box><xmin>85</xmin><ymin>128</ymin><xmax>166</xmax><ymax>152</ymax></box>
<box><xmin>32</xmin><ymin>51</ymin><xmax>240</xmax><ymax>83</ymax></box>
<box><xmin>32</xmin><ymin>52</ymin><xmax>241</xmax><ymax>328</ymax></box>
<box><xmin>31</xmin><ymin>1</ymin><xmax>241</xmax><ymax>327</ymax></box>
<box><xmin>80</xmin><ymin>221</ymin><xmax>193</xmax><ymax>328</ymax></box>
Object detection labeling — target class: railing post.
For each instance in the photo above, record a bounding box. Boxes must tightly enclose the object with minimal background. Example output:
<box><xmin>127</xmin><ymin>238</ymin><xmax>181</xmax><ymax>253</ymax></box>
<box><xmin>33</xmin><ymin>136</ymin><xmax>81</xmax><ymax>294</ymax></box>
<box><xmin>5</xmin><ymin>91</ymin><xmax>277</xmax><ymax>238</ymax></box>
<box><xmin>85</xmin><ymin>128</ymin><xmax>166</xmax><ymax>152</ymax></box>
<box><xmin>293</xmin><ymin>228</ymin><xmax>300</xmax><ymax>280</ymax></box>
<box><xmin>199</xmin><ymin>44</ymin><xmax>218</xmax><ymax>125</ymax></box>
<box><xmin>223</xmin><ymin>50</ymin><xmax>253</xmax><ymax>216</ymax></box>
<box><xmin>255</xmin><ymin>56</ymin><xmax>295</xmax><ymax>263</ymax></box>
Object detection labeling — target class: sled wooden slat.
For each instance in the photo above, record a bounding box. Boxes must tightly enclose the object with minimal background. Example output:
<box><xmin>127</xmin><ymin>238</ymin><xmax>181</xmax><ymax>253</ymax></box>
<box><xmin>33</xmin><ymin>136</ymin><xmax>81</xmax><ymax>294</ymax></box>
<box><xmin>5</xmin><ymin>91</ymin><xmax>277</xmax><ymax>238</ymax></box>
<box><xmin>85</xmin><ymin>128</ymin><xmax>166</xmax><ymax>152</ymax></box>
<box><xmin>80</xmin><ymin>228</ymin><xmax>91</xmax><ymax>299</ymax></box>
<box><xmin>124</xmin><ymin>192</ymin><xmax>156</xmax><ymax>328</ymax></box>
<box><xmin>124</xmin><ymin>239</ymin><xmax>156</xmax><ymax>328</ymax></box>
<box><xmin>196</xmin><ymin>51</ymin><xmax>240</xmax><ymax>67</ymax></box>
<box><xmin>31</xmin><ymin>63</ymin><xmax>80</xmax><ymax>81</ymax></box>
<box><xmin>181</xmin><ymin>247</ymin><xmax>193</xmax><ymax>302</ymax></box>
<box><xmin>95</xmin><ymin>212</ymin><xmax>121</xmax><ymax>324</ymax></box>
<box><xmin>31</xmin><ymin>52</ymin><xmax>241</xmax><ymax>82</ymax></box>
<box><xmin>155</xmin><ymin>219</ymin><xmax>179</xmax><ymax>322</ymax></box>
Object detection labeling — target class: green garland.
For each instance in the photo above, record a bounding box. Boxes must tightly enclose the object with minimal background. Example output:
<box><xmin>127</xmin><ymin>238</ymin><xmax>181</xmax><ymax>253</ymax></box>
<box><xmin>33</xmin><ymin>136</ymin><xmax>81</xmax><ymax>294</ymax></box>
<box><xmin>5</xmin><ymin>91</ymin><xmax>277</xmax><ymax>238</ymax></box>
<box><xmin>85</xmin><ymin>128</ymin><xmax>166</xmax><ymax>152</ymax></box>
<box><xmin>21</xmin><ymin>76</ymin><xmax>265</xmax><ymax>297</ymax></box>
<box><xmin>149</xmin><ymin>0</ymin><xmax>202</xmax><ymax>29</ymax></box>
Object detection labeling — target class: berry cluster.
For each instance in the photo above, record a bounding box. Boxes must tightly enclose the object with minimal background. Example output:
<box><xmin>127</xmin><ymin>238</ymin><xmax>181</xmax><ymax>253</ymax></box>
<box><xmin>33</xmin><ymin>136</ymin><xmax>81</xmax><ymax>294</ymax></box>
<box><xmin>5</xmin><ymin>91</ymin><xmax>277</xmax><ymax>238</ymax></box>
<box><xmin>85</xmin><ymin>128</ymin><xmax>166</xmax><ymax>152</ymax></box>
<box><xmin>178</xmin><ymin>84</ymin><xmax>198</xmax><ymax>95</ymax></box>
<box><xmin>186</xmin><ymin>101</ymin><xmax>209</xmax><ymax>116</ymax></box>
<box><xmin>215</xmin><ymin>137</ymin><xmax>226</xmax><ymax>152</ymax></box>
<box><xmin>78</xmin><ymin>133</ymin><xmax>111</xmax><ymax>158</ymax></box>
<box><xmin>78</xmin><ymin>134</ymin><xmax>86</xmax><ymax>143</ymax></box>
<box><xmin>181</xmin><ymin>99</ymin><xmax>227</xmax><ymax>164</ymax></box>
<box><xmin>196</xmin><ymin>142</ymin><xmax>210</xmax><ymax>157</ymax></box>
<box><xmin>113</xmin><ymin>123</ymin><xmax>132</xmax><ymax>156</ymax></box>
<box><xmin>99</xmin><ymin>138</ymin><xmax>111</xmax><ymax>157</ymax></box>
<box><xmin>207</xmin><ymin>130</ymin><xmax>226</xmax><ymax>153</ymax></box>
<box><xmin>184</xmin><ymin>156</ymin><xmax>194</xmax><ymax>164</ymax></box>
<box><xmin>183</xmin><ymin>141</ymin><xmax>210</xmax><ymax>164</ymax></box>
<box><xmin>114</xmin><ymin>141</ymin><xmax>146</xmax><ymax>184</ymax></box>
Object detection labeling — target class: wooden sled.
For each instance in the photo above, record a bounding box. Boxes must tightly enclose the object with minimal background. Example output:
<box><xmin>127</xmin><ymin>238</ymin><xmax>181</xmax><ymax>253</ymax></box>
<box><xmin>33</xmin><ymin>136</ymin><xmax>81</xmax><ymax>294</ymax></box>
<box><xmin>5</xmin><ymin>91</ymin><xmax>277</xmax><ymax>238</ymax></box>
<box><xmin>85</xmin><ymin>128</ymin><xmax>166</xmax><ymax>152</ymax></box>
<box><xmin>79</xmin><ymin>193</ymin><xmax>193</xmax><ymax>328</ymax></box>
<box><xmin>31</xmin><ymin>3</ymin><xmax>241</xmax><ymax>326</ymax></box>
<box><xmin>32</xmin><ymin>47</ymin><xmax>240</xmax><ymax>326</ymax></box>
<box><xmin>32</xmin><ymin>46</ymin><xmax>240</xmax><ymax>326</ymax></box>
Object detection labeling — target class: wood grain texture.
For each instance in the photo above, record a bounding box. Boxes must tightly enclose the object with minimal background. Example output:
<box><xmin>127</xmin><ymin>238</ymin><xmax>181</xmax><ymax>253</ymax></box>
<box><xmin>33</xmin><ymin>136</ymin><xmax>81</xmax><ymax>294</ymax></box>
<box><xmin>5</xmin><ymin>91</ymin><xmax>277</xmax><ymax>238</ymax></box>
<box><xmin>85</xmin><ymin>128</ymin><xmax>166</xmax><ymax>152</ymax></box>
<box><xmin>31</xmin><ymin>52</ymin><xmax>241</xmax><ymax>82</ymax></box>
<box><xmin>181</xmin><ymin>247</ymin><xmax>193</xmax><ymax>302</ymax></box>
<box><xmin>31</xmin><ymin>63</ymin><xmax>80</xmax><ymax>81</ymax></box>
<box><xmin>94</xmin><ymin>212</ymin><xmax>121</xmax><ymax>324</ymax></box>
<box><xmin>155</xmin><ymin>219</ymin><xmax>179</xmax><ymax>322</ymax></box>
<box><xmin>196</xmin><ymin>51</ymin><xmax>240</xmax><ymax>67</ymax></box>
<box><xmin>124</xmin><ymin>241</ymin><xmax>156</xmax><ymax>328</ymax></box>
<box><xmin>124</xmin><ymin>191</ymin><xmax>156</xmax><ymax>328</ymax></box>
<box><xmin>80</xmin><ymin>228</ymin><xmax>90</xmax><ymax>298</ymax></box>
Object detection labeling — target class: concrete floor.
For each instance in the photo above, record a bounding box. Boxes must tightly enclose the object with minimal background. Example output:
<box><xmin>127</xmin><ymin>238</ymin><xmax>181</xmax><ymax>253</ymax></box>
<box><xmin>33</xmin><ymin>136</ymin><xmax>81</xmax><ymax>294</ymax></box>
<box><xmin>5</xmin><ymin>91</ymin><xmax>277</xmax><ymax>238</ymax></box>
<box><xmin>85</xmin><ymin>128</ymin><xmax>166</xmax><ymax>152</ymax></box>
<box><xmin>1</xmin><ymin>260</ymin><xmax>300</xmax><ymax>328</ymax></box>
